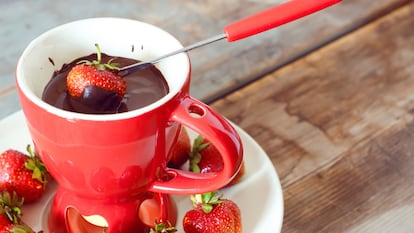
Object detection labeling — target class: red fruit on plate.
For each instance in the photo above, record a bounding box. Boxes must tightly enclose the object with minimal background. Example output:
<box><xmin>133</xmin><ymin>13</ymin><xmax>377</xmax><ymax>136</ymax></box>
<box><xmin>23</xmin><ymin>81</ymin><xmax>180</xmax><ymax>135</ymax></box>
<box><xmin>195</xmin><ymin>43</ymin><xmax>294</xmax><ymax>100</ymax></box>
<box><xmin>149</xmin><ymin>220</ymin><xmax>177</xmax><ymax>233</ymax></box>
<box><xmin>168</xmin><ymin>127</ymin><xmax>191</xmax><ymax>169</ymax></box>
<box><xmin>182</xmin><ymin>192</ymin><xmax>242</xmax><ymax>233</ymax></box>
<box><xmin>66</xmin><ymin>44</ymin><xmax>126</xmax><ymax>100</ymax></box>
<box><xmin>0</xmin><ymin>146</ymin><xmax>49</xmax><ymax>203</ymax></box>
<box><xmin>189</xmin><ymin>136</ymin><xmax>245</xmax><ymax>187</ymax></box>
<box><xmin>0</xmin><ymin>191</ymin><xmax>35</xmax><ymax>233</ymax></box>
<box><xmin>139</xmin><ymin>194</ymin><xmax>177</xmax><ymax>230</ymax></box>
<box><xmin>227</xmin><ymin>160</ymin><xmax>245</xmax><ymax>187</ymax></box>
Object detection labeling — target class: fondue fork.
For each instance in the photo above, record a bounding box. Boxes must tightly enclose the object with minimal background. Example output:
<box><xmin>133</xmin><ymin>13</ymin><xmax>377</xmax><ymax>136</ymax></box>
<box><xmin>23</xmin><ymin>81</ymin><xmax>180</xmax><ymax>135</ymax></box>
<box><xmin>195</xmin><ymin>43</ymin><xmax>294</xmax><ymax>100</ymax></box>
<box><xmin>118</xmin><ymin>0</ymin><xmax>341</xmax><ymax>77</ymax></box>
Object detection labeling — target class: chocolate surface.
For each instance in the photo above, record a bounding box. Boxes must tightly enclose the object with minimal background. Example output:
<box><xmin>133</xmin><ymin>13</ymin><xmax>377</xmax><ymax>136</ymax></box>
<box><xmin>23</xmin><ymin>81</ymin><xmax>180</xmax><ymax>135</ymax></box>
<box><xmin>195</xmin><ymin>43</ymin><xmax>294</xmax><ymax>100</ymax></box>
<box><xmin>42</xmin><ymin>53</ymin><xmax>169</xmax><ymax>114</ymax></box>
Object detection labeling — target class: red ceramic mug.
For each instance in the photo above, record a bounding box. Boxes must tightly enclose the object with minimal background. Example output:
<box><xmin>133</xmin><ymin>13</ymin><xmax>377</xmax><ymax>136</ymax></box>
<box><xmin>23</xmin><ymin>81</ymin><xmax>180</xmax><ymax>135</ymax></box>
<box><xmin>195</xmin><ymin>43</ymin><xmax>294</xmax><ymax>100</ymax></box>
<box><xmin>16</xmin><ymin>18</ymin><xmax>243</xmax><ymax>233</ymax></box>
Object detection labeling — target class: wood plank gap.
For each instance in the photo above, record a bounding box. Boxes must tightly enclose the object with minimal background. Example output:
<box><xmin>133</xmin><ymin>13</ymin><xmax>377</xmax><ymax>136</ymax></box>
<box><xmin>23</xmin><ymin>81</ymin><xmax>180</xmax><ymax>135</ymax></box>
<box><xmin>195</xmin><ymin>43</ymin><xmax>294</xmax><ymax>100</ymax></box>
<box><xmin>0</xmin><ymin>86</ymin><xmax>16</xmax><ymax>97</ymax></box>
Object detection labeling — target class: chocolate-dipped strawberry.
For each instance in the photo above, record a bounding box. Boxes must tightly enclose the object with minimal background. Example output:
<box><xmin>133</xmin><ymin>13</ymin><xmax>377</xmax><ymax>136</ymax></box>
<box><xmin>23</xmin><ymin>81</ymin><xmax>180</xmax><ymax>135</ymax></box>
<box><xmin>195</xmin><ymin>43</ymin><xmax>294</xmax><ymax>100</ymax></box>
<box><xmin>66</xmin><ymin>44</ymin><xmax>126</xmax><ymax>113</ymax></box>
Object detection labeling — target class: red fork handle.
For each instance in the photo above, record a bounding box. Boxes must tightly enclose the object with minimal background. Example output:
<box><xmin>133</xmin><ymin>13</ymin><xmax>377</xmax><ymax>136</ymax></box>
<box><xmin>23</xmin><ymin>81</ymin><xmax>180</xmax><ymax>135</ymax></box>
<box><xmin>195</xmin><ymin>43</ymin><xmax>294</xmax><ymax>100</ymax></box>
<box><xmin>224</xmin><ymin>0</ymin><xmax>342</xmax><ymax>42</ymax></box>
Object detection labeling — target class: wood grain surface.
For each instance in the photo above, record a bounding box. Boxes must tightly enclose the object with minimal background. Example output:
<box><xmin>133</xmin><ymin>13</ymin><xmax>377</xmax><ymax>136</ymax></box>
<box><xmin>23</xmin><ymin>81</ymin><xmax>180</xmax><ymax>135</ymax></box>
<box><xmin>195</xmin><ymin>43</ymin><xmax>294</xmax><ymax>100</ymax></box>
<box><xmin>1</xmin><ymin>1</ymin><xmax>413</xmax><ymax>232</ymax></box>
<box><xmin>0</xmin><ymin>0</ymin><xmax>410</xmax><ymax>119</ymax></box>
<box><xmin>211</xmin><ymin>2</ymin><xmax>414</xmax><ymax>232</ymax></box>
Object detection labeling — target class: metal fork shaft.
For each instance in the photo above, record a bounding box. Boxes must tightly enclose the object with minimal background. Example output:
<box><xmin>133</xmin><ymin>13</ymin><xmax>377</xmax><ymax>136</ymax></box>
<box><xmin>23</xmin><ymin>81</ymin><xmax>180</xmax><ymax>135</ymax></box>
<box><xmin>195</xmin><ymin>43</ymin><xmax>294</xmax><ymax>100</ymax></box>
<box><xmin>118</xmin><ymin>33</ymin><xmax>226</xmax><ymax>77</ymax></box>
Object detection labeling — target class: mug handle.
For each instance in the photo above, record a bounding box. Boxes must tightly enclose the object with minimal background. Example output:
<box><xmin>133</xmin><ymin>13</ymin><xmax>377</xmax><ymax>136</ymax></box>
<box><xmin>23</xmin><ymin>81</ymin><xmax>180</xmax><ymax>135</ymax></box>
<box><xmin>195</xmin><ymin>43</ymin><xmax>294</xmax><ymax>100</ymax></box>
<box><xmin>149</xmin><ymin>95</ymin><xmax>243</xmax><ymax>194</ymax></box>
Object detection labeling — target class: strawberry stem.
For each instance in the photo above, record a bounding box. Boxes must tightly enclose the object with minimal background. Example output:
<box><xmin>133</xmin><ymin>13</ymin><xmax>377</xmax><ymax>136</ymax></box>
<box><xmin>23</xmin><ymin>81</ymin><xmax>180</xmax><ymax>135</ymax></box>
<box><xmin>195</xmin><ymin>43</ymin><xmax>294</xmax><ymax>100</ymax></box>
<box><xmin>0</xmin><ymin>191</ymin><xmax>24</xmax><ymax>224</ymax></box>
<box><xmin>150</xmin><ymin>220</ymin><xmax>177</xmax><ymax>233</ymax></box>
<box><xmin>76</xmin><ymin>44</ymin><xmax>120</xmax><ymax>72</ymax></box>
<box><xmin>11</xmin><ymin>225</ymin><xmax>35</xmax><ymax>233</ymax></box>
<box><xmin>188</xmin><ymin>135</ymin><xmax>210</xmax><ymax>173</ymax></box>
<box><xmin>94</xmin><ymin>43</ymin><xmax>102</xmax><ymax>65</ymax></box>
<box><xmin>190</xmin><ymin>191</ymin><xmax>222</xmax><ymax>214</ymax></box>
<box><xmin>24</xmin><ymin>145</ymin><xmax>49</xmax><ymax>185</ymax></box>
<box><xmin>188</xmin><ymin>135</ymin><xmax>224</xmax><ymax>213</ymax></box>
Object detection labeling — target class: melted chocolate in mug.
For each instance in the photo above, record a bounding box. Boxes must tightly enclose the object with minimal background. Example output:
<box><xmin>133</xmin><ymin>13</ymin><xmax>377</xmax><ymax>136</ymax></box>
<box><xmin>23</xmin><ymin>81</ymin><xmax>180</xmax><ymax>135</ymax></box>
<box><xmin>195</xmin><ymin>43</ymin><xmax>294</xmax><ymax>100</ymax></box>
<box><xmin>42</xmin><ymin>54</ymin><xmax>169</xmax><ymax>114</ymax></box>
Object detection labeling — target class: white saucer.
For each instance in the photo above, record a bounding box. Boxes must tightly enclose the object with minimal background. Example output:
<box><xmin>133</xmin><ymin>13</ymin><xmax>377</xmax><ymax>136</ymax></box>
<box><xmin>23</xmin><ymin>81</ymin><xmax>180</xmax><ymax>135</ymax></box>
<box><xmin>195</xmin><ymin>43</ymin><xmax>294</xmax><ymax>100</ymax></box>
<box><xmin>0</xmin><ymin>111</ymin><xmax>284</xmax><ymax>232</ymax></box>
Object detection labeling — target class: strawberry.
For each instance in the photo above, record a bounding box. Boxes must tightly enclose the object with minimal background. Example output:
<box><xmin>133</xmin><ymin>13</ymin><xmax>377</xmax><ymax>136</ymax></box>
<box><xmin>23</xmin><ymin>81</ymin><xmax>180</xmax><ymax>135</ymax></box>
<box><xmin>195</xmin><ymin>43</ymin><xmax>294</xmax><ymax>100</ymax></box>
<box><xmin>182</xmin><ymin>192</ymin><xmax>242</xmax><ymax>233</ymax></box>
<box><xmin>0</xmin><ymin>146</ymin><xmax>49</xmax><ymax>203</ymax></box>
<box><xmin>0</xmin><ymin>191</ymin><xmax>35</xmax><ymax>233</ymax></box>
<box><xmin>149</xmin><ymin>220</ymin><xmax>177</xmax><ymax>233</ymax></box>
<box><xmin>66</xmin><ymin>44</ymin><xmax>126</xmax><ymax>110</ymax></box>
<box><xmin>189</xmin><ymin>136</ymin><xmax>245</xmax><ymax>187</ymax></box>
<box><xmin>184</xmin><ymin>137</ymin><xmax>243</xmax><ymax>232</ymax></box>
<box><xmin>168</xmin><ymin>127</ymin><xmax>191</xmax><ymax>169</ymax></box>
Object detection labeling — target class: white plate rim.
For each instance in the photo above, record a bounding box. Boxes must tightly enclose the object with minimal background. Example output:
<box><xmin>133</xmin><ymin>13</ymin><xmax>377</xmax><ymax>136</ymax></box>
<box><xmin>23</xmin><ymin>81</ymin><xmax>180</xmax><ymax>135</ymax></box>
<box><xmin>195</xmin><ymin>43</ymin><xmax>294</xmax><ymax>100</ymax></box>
<box><xmin>0</xmin><ymin>110</ymin><xmax>284</xmax><ymax>232</ymax></box>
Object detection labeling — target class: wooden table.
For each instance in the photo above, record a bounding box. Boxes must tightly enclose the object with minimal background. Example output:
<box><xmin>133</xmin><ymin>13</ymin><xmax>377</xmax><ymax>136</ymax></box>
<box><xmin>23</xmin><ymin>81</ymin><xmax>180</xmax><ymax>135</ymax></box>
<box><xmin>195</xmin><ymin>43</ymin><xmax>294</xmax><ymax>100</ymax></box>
<box><xmin>0</xmin><ymin>0</ymin><xmax>409</xmax><ymax>118</ymax></box>
<box><xmin>210</xmin><ymin>1</ymin><xmax>414</xmax><ymax>232</ymax></box>
<box><xmin>1</xmin><ymin>0</ymin><xmax>414</xmax><ymax>232</ymax></box>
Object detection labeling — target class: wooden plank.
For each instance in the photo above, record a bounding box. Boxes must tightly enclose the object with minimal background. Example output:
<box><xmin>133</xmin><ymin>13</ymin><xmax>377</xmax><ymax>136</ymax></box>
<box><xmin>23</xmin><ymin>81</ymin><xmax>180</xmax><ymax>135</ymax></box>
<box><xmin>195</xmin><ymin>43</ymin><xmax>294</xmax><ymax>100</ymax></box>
<box><xmin>0</xmin><ymin>0</ymin><xmax>409</xmax><ymax>119</ymax></box>
<box><xmin>211</xmin><ymin>2</ymin><xmax>414</xmax><ymax>232</ymax></box>
<box><xmin>192</xmin><ymin>0</ymin><xmax>411</xmax><ymax>102</ymax></box>
<box><xmin>283</xmin><ymin>122</ymin><xmax>414</xmax><ymax>232</ymax></box>
<box><xmin>212</xmin><ymin>1</ymin><xmax>414</xmax><ymax>186</ymax></box>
